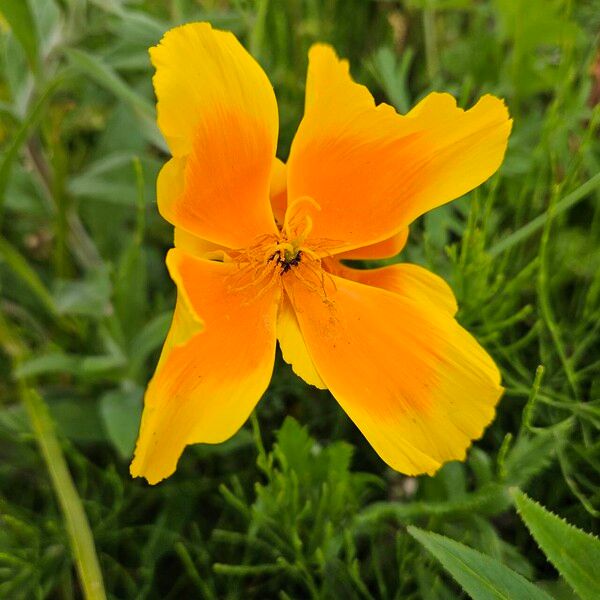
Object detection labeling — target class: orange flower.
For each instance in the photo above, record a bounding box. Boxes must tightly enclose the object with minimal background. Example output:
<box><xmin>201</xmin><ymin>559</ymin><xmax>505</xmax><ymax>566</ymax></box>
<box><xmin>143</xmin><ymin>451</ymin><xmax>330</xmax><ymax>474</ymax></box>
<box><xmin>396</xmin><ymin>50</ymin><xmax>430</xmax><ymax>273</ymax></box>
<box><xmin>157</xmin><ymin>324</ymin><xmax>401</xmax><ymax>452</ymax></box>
<box><xmin>130</xmin><ymin>23</ymin><xmax>512</xmax><ymax>484</ymax></box>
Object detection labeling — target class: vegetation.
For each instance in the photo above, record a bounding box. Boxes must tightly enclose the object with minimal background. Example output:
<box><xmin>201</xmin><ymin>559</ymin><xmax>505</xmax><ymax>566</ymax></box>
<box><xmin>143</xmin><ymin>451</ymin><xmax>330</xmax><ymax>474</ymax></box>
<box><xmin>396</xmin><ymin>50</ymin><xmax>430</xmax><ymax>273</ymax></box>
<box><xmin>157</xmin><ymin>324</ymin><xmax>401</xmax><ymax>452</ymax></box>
<box><xmin>0</xmin><ymin>0</ymin><xmax>599</xmax><ymax>598</ymax></box>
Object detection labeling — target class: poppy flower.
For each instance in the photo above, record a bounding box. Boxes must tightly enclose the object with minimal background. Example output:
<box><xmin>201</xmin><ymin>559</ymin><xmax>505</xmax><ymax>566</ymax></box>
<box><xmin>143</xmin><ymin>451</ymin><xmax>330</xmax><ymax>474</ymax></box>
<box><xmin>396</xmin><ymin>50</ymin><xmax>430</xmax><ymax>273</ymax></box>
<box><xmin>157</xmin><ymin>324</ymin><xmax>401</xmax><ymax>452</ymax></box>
<box><xmin>130</xmin><ymin>22</ymin><xmax>512</xmax><ymax>484</ymax></box>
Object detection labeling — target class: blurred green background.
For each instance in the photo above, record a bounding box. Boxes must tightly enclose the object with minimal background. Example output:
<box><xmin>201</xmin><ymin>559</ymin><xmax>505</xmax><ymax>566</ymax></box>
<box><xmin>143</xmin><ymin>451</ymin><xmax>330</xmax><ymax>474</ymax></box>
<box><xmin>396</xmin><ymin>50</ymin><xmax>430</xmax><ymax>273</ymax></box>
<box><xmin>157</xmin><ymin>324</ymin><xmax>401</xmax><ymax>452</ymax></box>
<box><xmin>1</xmin><ymin>0</ymin><xmax>599</xmax><ymax>598</ymax></box>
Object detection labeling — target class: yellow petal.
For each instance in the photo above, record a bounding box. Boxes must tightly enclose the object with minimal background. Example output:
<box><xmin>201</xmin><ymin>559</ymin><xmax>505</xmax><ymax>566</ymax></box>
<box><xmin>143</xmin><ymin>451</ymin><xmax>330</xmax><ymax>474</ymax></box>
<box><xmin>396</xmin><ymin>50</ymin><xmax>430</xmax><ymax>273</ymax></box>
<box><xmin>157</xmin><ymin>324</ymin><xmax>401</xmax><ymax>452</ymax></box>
<box><xmin>151</xmin><ymin>23</ymin><xmax>279</xmax><ymax>247</ymax></box>
<box><xmin>270</xmin><ymin>157</ymin><xmax>288</xmax><ymax>226</ymax></box>
<box><xmin>287</xmin><ymin>44</ymin><xmax>511</xmax><ymax>254</ymax></box>
<box><xmin>285</xmin><ymin>268</ymin><xmax>501</xmax><ymax>475</ymax></box>
<box><xmin>173</xmin><ymin>227</ymin><xmax>227</xmax><ymax>260</ymax></box>
<box><xmin>131</xmin><ymin>249</ymin><xmax>280</xmax><ymax>484</ymax></box>
<box><xmin>277</xmin><ymin>293</ymin><xmax>326</xmax><ymax>389</ymax></box>
<box><xmin>336</xmin><ymin>262</ymin><xmax>458</xmax><ymax>316</ymax></box>
<box><xmin>156</xmin><ymin>292</ymin><xmax>204</xmax><ymax>373</ymax></box>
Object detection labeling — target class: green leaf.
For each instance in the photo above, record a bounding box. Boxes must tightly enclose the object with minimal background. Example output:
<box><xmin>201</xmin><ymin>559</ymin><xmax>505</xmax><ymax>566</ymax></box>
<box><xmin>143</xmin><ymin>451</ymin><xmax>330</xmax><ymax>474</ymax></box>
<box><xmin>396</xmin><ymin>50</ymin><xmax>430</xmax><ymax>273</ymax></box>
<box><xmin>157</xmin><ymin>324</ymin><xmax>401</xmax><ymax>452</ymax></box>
<box><xmin>355</xmin><ymin>483</ymin><xmax>511</xmax><ymax>532</ymax></box>
<box><xmin>512</xmin><ymin>489</ymin><xmax>600</xmax><ymax>600</ymax></box>
<box><xmin>0</xmin><ymin>398</ymin><xmax>106</xmax><ymax>443</ymax></box>
<box><xmin>49</xmin><ymin>398</ymin><xmax>107</xmax><ymax>443</ymax></box>
<box><xmin>504</xmin><ymin>419</ymin><xmax>572</xmax><ymax>486</ymax></box>
<box><xmin>126</xmin><ymin>311</ymin><xmax>171</xmax><ymax>379</ymax></box>
<box><xmin>99</xmin><ymin>385</ymin><xmax>143</xmax><ymax>458</ymax></box>
<box><xmin>489</xmin><ymin>172</ymin><xmax>600</xmax><ymax>258</ymax></box>
<box><xmin>0</xmin><ymin>0</ymin><xmax>39</xmax><ymax>70</ymax></box>
<box><xmin>14</xmin><ymin>353</ymin><xmax>79</xmax><ymax>378</ymax></box>
<box><xmin>67</xmin><ymin>153</ymin><xmax>160</xmax><ymax>205</ymax></box>
<box><xmin>113</xmin><ymin>157</ymin><xmax>147</xmax><ymax>339</ymax></box>
<box><xmin>0</xmin><ymin>236</ymin><xmax>58</xmax><ymax>317</ymax></box>
<box><xmin>64</xmin><ymin>48</ymin><xmax>167</xmax><ymax>152</ymax></box>
<box><xmin>368</xmin><ymin>46</ymin><xmax>413</xmax><ymax>113</ymax></box>
<box><xmin>14</xmin><ymin>352</ymin><xmax>125</xmax><ymax>380</ymax></box>
<box><xmin>407</xmin><ymin>526</ymin><xmax>553</xmax><ymax>600</ymax></box>
<box><xmin>0</xmin><ymin>75</ymin><xmax>65</xmax><ymax>215</ymax></box>
<box><xmin>52</xmin><ymin>266</ymin><xmax>112</xmax><ymax>317</ymax></box>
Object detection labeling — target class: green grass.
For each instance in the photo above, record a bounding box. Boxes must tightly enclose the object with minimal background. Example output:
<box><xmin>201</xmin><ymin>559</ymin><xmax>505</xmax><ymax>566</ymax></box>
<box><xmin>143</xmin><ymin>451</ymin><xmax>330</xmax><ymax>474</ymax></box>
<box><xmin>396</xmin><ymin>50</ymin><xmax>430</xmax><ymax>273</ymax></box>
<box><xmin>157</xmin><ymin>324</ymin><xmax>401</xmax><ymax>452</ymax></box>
<box><xmin>0</xmin><ymin>0</ymin><xmax>599</xmax><ymax>598</ymax></box>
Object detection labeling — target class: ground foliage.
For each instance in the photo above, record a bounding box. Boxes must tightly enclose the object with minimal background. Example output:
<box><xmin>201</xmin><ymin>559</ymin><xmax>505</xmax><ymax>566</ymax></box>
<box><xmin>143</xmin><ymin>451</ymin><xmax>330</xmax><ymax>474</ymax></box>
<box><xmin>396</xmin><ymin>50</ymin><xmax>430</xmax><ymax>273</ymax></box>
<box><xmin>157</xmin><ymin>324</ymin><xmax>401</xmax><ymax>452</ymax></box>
<box><xmin>0</xmin><ymin>0</ymin><xmax>599</xmax><ymax>598</ymax></box>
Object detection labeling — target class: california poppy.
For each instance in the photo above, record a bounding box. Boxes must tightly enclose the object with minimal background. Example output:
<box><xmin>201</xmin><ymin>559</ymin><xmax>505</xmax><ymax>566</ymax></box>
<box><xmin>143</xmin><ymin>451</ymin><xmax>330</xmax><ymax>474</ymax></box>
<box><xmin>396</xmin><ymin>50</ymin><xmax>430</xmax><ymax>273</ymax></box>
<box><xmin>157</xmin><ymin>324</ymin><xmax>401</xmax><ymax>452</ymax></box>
<box><xmin>130</xmin><ymin>22</ymin><xmax>512</xmax><ymax>484</ymax></box>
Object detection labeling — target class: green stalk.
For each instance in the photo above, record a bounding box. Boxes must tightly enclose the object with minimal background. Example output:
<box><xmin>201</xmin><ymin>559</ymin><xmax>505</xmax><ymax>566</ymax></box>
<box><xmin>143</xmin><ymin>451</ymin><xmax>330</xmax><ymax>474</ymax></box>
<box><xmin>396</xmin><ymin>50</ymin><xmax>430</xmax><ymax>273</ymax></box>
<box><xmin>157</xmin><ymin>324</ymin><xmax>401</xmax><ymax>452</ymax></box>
<box><xmin>249</xmin><ymin>0</ymin><xmax>270</xmax><ymax>61</ymax></box>
<box><xmin>537</xmin><ymin>185</ymin><xmax>579</xmax><ymax>399</ymax></box>
<box><xmin>423</xmin><ymin>0</ymin><xmax>440</xmax><ymax>86</ymax></box>
<box><xmin>488</xmin><ymin>172</ymin><xmax>600</xmax><ymax>258</ymax></box>
<box><xmin>19</xmin><ymin>382</ymin><xmax>107</xmax><ymax>600</ymax></box>
<box><xmin>0</xmin><ymin>317</ymin><xmax>106</xmax><ymax>600</ymax></box>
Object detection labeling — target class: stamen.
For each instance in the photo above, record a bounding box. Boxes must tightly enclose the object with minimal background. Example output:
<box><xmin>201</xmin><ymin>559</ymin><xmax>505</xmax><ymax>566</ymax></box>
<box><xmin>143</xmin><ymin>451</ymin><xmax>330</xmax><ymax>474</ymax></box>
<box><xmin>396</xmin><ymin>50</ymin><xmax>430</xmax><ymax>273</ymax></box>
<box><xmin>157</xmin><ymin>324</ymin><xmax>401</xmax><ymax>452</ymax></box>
<box><xmin>283</xmin><ymin>196</ymin><xmax>321</xmax><ymax>248</ymax></box>
<box><xmin>283</xmin><ymin>196</ymin><xmax>321</xmax><ymax>233</ymax></box>
<box><xmin>224</xmin><ymin>209</ymin><xmax>343</xmax><ymax>303</ymax></box>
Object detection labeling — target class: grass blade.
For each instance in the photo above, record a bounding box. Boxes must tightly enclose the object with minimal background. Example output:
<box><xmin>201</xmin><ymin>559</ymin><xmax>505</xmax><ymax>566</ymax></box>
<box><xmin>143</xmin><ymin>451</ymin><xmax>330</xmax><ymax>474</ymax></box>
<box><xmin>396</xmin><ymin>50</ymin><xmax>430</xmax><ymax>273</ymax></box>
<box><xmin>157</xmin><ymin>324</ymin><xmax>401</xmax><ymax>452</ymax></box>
<box><xmin>0</xmin><ymin>0</ymin><xmax>39</xmax><ymax>70</ymax></box>
<box><xmin>0</xmin><ymin>316</ymin><xmax>107</xmax><ymax>600</ymax></box>
<box><xmin>488</xmin><ymin>172</ymin><xmax>600</xmax><ymax>258</ymax></box>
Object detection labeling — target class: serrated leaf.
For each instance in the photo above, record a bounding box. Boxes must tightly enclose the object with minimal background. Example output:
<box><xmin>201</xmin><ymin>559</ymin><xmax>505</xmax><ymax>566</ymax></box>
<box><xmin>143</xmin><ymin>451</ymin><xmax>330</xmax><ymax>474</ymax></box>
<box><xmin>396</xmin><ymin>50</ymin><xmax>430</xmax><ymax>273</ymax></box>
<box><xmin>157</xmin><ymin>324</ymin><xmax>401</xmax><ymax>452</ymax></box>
<box><xmin>504</xmin><ymin>419</ymin><xmax>572</xmax><ymax>486</ymax></box>
<box><xmin>408</xmin><ymin>526</ymin><xmax>553</xmax><ymax>600</ymax></box>
<box><xmin>512</xmin><ymin>489</ymin><xmax>600</xmax><ymax>600</ymax></box>
<box><xmin>355</xmin><ymin>483</ymin><xmax>511</xmax><ymax>532</ymax></box>
<box><xmin>274</xmin><ymin>417</ymin><xmax>315</xmax><ymax>473</ymax></box>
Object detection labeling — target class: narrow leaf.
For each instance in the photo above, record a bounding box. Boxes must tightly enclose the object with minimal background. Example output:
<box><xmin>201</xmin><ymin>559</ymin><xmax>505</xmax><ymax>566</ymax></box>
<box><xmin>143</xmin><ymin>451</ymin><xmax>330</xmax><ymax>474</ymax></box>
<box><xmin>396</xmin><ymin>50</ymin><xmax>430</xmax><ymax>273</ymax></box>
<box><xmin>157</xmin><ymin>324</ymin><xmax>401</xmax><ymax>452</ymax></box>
<box><xmin>64</xmin><ymin>48</ymin><xmax>167</xmax><ymax>152</ymax></box>
<box><xmin>0</xmin><ymin>0</ymin><xmax>39</xmax><ymax>70</ymax></box>
<box><xmin>126</xmin><ymin>311</ymin><xmax>172</xmax><ymax>379</ymax></box>
<box><xmin>100</xmin><ymin>385</ymin><xmax>143</xmax><ymax>458</ymax></box>
<box><xmin>489</xmin><ymin>172</ymin><xmax>600</xmax><ymax>257</ymax></box>
<box><xmin>0</xmin><ymin>76</ymin><xmax>64</xmax><ymax>215</ymax></box>
<box><xmin>512</xmin><ymin>489</ymin><xmax>600</xmax><ymax>600</ymax></box>
<box><xmin>408</xmin><ymin>526</ymin><xmax>552</xmax><ymax>600</ymax></box>
<box><xmin>0</xmin><ymin>236</ymin><xmax>57</xmax><ymax>317</ymax></box>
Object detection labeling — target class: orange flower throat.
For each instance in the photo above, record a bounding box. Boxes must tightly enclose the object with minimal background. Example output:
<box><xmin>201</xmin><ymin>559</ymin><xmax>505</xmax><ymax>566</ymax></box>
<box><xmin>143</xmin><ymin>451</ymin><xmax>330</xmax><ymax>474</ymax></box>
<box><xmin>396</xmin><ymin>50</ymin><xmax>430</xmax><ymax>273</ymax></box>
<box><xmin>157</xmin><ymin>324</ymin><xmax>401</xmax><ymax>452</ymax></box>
<box><xmin>228</xmin><ymin>196</ymin><xmax>334</xmax><ymax>299</ymax></box>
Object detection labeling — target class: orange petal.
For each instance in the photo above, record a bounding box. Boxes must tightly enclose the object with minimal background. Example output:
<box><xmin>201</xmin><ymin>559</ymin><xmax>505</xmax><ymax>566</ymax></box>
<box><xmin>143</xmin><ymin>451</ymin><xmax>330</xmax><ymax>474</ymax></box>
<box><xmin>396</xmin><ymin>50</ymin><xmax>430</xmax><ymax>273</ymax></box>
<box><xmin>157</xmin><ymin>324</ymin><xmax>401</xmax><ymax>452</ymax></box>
<box><xmin>151</xmin><ymin>23</ymin><xmax>279</xmax><ymax>247</ymax></box>
<box><xmin>173</xmin><ymin>227</ymin><xmax>227</xmax><ymax>260</ymax></box>
<box><xmin>286</xmin><ymin>268</ymin><xmax>501</xmax><ymax>475</ymax></box>
<box><xmin>131</xmin><ymin>249</ymin><xmax>280</xmax><ymax>484</ymax></box>
<box><xmin>336</xmin><ymin>262</ymin><xmax>457</xmax><ymax>316</ymax></box>
<box><xmin>156</xmin><ymin>290</ymin><xmax>204</xmax><ymax>374</ymax></box>
<box><xmin>336</xmin><ymin>228</ymin><xmax>409</xmax><ymax>261</ymax></box>
<box><xmin>287</xmin><ymin>45</ymin><xmax>511</xmax><ymax>254</ymax></box>
<box><xmin>270</xmin><ymin>158</ymin><xmax>288</xmax><ymax>226</ymax></box>
<box><xmin>277</xmin><ymin>293</ymin><xmax>326</xmax><ymax>389</ymax></box>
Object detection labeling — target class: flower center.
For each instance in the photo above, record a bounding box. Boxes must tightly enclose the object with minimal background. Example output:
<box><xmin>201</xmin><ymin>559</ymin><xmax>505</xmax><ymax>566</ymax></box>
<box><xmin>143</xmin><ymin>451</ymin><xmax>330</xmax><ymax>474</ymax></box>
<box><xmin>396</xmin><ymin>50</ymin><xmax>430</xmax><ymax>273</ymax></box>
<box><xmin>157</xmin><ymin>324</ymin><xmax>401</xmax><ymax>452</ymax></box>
<box><xmin>254</xmin><ymin>195</ymin><xmax>321</xmax><ymax>275</ymax></box>
<box><xmin>226</xmin><ymin>196</ymin><xmax>332</xmax><ymax>299</ymax></box>
<box><xmin>268</xmin><ymin>246</ymin><xmax>303</xmax><ymax>274</ymax></box>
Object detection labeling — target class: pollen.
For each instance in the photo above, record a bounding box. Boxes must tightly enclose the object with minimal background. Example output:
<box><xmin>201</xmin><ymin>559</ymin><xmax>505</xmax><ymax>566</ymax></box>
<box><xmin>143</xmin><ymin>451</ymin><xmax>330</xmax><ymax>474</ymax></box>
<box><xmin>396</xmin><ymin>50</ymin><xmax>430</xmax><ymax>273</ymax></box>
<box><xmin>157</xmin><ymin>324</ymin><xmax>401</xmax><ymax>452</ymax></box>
<box><xmin>268</xmin><ymin>248</ymin><xmax>303</xmax><ymax>274</ymax></box>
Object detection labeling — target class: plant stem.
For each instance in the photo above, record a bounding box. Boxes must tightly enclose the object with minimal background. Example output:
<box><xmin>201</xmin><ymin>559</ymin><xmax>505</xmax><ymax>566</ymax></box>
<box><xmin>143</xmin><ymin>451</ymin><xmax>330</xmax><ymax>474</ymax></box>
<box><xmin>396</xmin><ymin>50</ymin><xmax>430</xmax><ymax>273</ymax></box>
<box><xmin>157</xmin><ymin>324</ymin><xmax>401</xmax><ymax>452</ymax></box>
<box><xmin>488</xmin><ymin>172</ymin><xmax>600</xmax><ymax>258</ymax></box>
<box><xmin>19</xmin><ymin>383</ymin><xmax>107</xmax><ymax>600</ymax></box>
<box><xmin>0</xmin><ymin>316</ymin><xmax>106</xmax><ymax>600</ymax></box>
<box><xmin>423</xmin><ymin>1</ymin><xmax>440</xmax><ymax>86</ymax></box>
